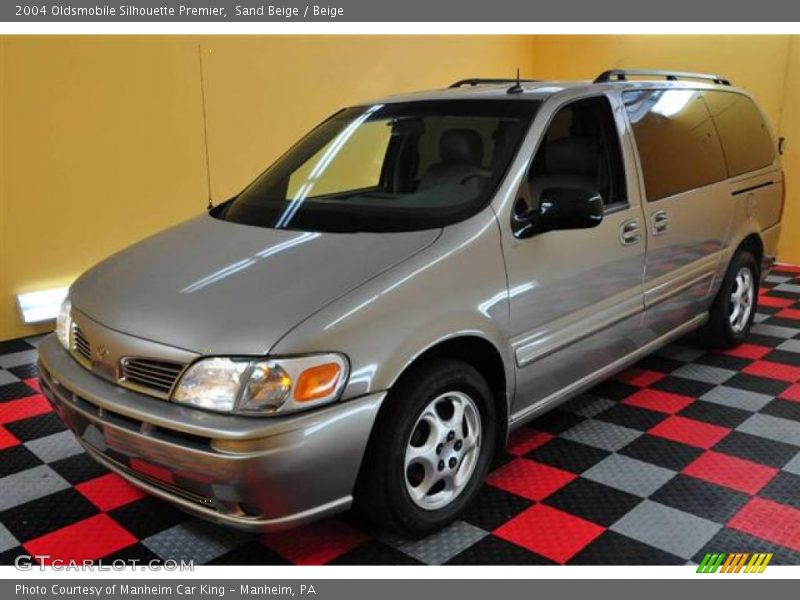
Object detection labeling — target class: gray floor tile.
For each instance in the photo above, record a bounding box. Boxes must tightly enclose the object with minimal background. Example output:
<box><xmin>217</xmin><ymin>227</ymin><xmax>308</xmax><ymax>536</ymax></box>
<box><xmin>0</xmin><ymin>350</ymin><xmax>39</xmax><ymax>369</ymax></box>
<box><xmin>0</xmin><ymin>522</ymin><xmax>18</xmax><ymax>553</ymax></box>
<box><xmin>784</xmin><ymin>452</ymin><xmax>800</xmax><ymax>476</ymax></box>
<box><xmin>738</xmin><ymin>413</ymin><xmax>800</xmax><ymax>446</ymax></box>
<box><xmin>25</xmin><ymin>431</ymin><xmax>83</xmax><ymax>463</ymax></box>
<box><xmin>754</xmin><ymin>313</ymin><xmax>770</xmax><ymax>324</ymax></box>
<box><xmin>143</xmin><ymin>519</ymin><xmax>251</xmax><ymax>564</ymax></box>
<box><xmin>672</xmin><ymin>364</ymin><xmax>736</xmax><ymax>385</ymax></box>
<box><xmin>700</xmin><ymin>386</ymin><xmax>773</xmax><ymax>412</ymax></box>
<box><xmin>562</xmin><ymin>394</ymin><xmax>616</xmax><ymax>418</ymax></box>
<box><xmin>751</xmin><ymin>323</ymin><xmax>799</xmax><ymax>339</ymax></box>
<box><xmin>765</xmin><ymin>275</ymin><xmax>792</xmax><ymax>284</ymax></box>
<box><xmin>393</xmin><ymin>521</ymin><xmax>487</xmax><ymax>565</ymax></box>
<box><xmin>0</xmin><ymin>465</ymin><xmax>70</xmax><ymax>511</ymax></box>
<box><xmin>611</xmin><ymin>500</ymin><xmax>721</xmax><ymax>559</ymax></box>
<box><xmin>777</xmin><ymin>339</ymin><xmax>800</xmax><ymax>354</ymax></box>
<box><xmin>773</xmin><ymin>283</ymin><xmax>800</xmax><ymax>294</ymax></box>
<box><xmin>582</xmin><ymin>454</ymin><xmax>676</xmax><ymax>497</ymax></box>
<box><xmin>0</xmin><ymin>369</ymin><xmax>20</xmax><ymax>386</ymax></box>
<box><xmin>24</xmin><ymin>336</ymin><xmax>47</xmax><ymax>348</ymax></box>
<box><xmin>561</xmin><ymin>420</ymin><xmax>642</xmax><ymax>452</ymax></box>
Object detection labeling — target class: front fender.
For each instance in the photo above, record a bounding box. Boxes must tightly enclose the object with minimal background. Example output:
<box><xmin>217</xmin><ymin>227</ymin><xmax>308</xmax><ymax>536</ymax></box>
<box><xmin>269</xmin><ymin>210</ymin><xmax>513</xmax><ymax>401</ymax></box>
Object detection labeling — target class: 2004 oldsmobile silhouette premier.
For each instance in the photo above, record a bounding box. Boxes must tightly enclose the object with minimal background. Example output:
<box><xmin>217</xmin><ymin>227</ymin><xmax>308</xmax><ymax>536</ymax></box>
<box><xmin>39</xmin><ymin>70</ymin><xmax>784</xmax><ymax>536</ymax></box>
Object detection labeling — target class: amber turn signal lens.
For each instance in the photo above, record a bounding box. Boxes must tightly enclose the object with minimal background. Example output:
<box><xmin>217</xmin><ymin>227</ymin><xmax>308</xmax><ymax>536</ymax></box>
<box><xmin>293</xmin><ymin>363</ymin><xmax>342</xmax><ymax>402</ymax></box>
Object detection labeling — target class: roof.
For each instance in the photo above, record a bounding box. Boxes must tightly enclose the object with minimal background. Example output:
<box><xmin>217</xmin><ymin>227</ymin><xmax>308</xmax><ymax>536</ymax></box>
<box><xmin>367</xmin><ymin>70</ymin><xmax>746</xmax><ymax>105</ymax></box>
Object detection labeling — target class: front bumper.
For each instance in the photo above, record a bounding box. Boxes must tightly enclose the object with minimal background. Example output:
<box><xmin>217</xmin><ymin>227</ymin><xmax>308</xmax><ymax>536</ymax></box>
<box><xmin>38</xmin><ymin>335</ymin><xmax>385</xmax><ymax>532</ymax></box>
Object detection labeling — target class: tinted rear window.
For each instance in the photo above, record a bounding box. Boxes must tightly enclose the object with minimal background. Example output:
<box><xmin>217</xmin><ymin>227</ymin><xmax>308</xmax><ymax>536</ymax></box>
<box><xmin>623</xmin><ymin>89</ymin><xmax>727</xmax><ymax>201</ymax></box>
<box><xmin>702</xmin><ymin>91</ymin><xmax>776</xmax><ymax>177</ymax></box>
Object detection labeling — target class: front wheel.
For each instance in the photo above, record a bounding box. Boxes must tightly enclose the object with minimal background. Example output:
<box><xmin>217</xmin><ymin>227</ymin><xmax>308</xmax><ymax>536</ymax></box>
<box><xmin>699</xmin><ymin>249</ymin><xmax>759</xmax><ymax>348</ymax></box>
<box><xmin>355</xmin><ymin>359</ymin><xmax>496</xmax><ymax>537</ymax></box>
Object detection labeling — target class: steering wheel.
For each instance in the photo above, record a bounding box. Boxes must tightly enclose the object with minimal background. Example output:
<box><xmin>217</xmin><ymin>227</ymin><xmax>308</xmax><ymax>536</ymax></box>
<box><xmin>459</xmin><ymin>173</ymin><xmax>491</xmax><ymax>187</ymax></box>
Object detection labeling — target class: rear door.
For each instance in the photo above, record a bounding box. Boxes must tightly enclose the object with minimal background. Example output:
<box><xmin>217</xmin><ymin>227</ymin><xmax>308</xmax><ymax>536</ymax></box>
<box><xmin>623</xmin><ymin>88</ymin><xmax>732</xmax><ymax>337</ymax></box>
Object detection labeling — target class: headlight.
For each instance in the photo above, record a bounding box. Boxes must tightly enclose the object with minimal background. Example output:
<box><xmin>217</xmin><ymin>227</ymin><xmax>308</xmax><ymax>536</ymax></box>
<box><xmin>56</xmin><ymin>299</ymin><xmax>72</xmax><ymax>350</ymax></box>
<box><xmin>172</xmin><ymin>353</ymin><xmax>348</xmax><ymax>416</ymax></box>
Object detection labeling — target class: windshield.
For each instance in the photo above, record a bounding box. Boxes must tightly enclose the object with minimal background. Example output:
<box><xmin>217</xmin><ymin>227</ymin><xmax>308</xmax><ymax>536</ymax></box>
<box><xmin>214</xmin><ymin>100</ymin><xmax>539</xmax><ymax>233</ymax></box>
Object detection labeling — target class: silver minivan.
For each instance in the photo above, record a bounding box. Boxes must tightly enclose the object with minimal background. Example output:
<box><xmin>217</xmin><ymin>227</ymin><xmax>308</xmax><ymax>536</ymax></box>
<box><xmin>39</xmin><ymin>70</ymin><xmax>784</xmax><ymax>536</ymax></box>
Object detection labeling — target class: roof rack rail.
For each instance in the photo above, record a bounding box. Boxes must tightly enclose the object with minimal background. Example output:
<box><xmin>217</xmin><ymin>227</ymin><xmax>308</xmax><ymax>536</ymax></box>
<box><xmin>449</xmin><ymin>78</ymin><xmax>539</xmax><ymax>88</ymax></box>
<box><xmin>594</xmin><ymin>69</ymin><xmax>731</xmax><ymax>86</ymax></box>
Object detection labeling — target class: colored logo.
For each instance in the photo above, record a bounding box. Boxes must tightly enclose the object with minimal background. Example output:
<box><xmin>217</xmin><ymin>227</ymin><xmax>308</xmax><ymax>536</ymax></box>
<box><xmin>696</xmin><ymin>552</ymin><xmax>773</xmax><ymax>573</ymax></box>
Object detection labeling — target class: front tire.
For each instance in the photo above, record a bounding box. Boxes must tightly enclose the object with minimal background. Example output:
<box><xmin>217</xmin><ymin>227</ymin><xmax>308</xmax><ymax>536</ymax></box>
<box><xmin>355</xmin><ymin>359</ymin><xmax>496</xmax><ymax>537</ymax></box>
<box><xmin>699</xmin><ymin>249</ymin><xmax>759</xmax><ymax>348</ymax></box>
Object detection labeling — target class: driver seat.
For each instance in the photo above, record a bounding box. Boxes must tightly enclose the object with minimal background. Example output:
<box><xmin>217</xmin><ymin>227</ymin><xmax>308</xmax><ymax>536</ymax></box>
<box><xmin>417</xmin><ymin>129</ymin><xmax>489</xmax><ymax>191</ymax></box>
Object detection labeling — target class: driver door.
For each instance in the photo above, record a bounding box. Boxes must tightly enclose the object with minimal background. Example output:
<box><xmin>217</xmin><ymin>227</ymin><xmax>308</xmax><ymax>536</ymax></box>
<box><xmin>501</xmin><ymin>94</ymin><xmax>648</xmax><ymax>421</ymax></box>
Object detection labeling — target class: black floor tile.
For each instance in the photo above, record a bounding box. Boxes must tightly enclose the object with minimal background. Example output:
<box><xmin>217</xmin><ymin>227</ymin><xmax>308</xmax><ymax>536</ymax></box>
<box><xmin>447</xmin><ymin>535</ymin><xmax>557</xmax><ymax>565</ymax></box>
<box><xmin>620</xmin><ymin>434</ymin><xmax>704</xmax><ymax>471</ymax></box>
<box><xmin>651</xmin><ymin>474</ymin><xmax>750</xmax><ymax>523</ymax></box>
<box><xmin>460</xmin><ymin>485</ymin><xmax>532</xmax><ymax>531</ymax></box>
<box><xmin>569</xmin><ymin>530</ymin><xmax>684</xmax><ymax>565</ymax></box>
<box><xmin>526</xmin><ymin>437</ymin><xmax>611</xmax><ymax>474</ymax></box>
<box><xmin>544</xmin><ymin>478</ymin><xmax>643</xmax><ymax>527</ymax></box>
<box><xmin>713</xmin><ymin>431</ymin><xmax>799</xmax><ymax>469</ymax></box>
<box><xmin>677</xmin><ymin>400</ymin><xmax>751</xmax><ymax>429</ymax></box>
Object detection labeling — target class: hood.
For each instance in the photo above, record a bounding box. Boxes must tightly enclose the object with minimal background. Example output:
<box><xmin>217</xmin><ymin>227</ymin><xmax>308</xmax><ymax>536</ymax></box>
<box><xmin>70</xmin><ymin>214</ymin><xmax>440</xmax><ymax>355</ymax></box>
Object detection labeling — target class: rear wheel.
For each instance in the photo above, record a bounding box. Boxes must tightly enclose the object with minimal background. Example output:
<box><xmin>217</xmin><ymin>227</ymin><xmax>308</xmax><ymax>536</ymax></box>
<box><xmin>699</xmin><ymin>249</ymin><xmax>759</xmax><ymax>348</ymax></box>
<box><xmin>355</xmin><ymin>359</ymin><xmax>496</xmax><ymax>537</ymax></box>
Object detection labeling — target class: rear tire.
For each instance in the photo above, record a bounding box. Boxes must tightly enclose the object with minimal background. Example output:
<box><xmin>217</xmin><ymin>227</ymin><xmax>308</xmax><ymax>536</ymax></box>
<box><xmin>355</xmin><ymin>359</ymin><xmax>496</xmax><ymax>538</ymax></box>
<box><xmin>698</xmin><ymin>249</ymin><xmax>759</xmax><ymax>349</ymax></box>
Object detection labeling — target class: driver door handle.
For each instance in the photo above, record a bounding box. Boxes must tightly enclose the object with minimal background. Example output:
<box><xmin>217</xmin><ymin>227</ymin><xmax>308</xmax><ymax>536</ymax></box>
<box><xmin>619</xmin><ymin>218</ymin><xmax>641</xmax><ymax>246</ymax></box>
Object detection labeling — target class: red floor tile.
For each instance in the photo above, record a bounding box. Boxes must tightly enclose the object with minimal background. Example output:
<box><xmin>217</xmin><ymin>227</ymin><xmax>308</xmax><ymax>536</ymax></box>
<box><xmin>485</xmin><ymin>458</ymin><xmax>576</xmax><ymax>501</ymax></box>
<box><xmin>774</xmin><ymin>263</ymin><xmax>800</xmax><ymax>273</ymax></box>
<box><xmin>614</xmin><ymin>367</ymin><xmax>666</xmax><ymax>387</ymax></box>
<box><xmin>743</xmin><ymin>360</ymin><xmax>800</xmax><ymax>383</ymax></box>
<box><xmin>757</xmin><ymin>296</ymin><xmax>795</xmax><ymax>308</ymax></box>
<box><xmin>683</xmin><ymin>450</ymin><xmax>778</xmax><ymax>494</ymax></box>
<box><xmin>648</xmin><ymin>415</ymin><xmax>731</xmax><ymax>449</ymax></box>
<box><xmin>24</xmin><ymin>377</ymin><xmax>41</xmax><ymax>393</ymax></box>
<box><xmin>261</xmin><ymin>519</ymin><xmax>368</xmax><ymax>565</ymax></box>
<box><xmin>0</xmin><ymin>394</ymin><xmax>52</xmax><ymax>425</ymax></box>
<box><xmin>507</xmin><ymin>428</ymin><xmax>554</xmax><ymax>456</ymax></box>
<box><xmin>779</xmin><ymin>383</ymin><xmax>800</xmax><ymax>402</ymax></box>
<box><xmin>729</xmin><ymin>497</ymin><xmax>800</xmax><ymax>553</ymax></box>
<box><xmin>76</xmin><ymin>472</ymin><xmax>146</xmax><ymax>511</ymax></box>
<box><xmin>623</xmin><ymin>389</ymin><xmax>694</xmax><ymax>414</ymax></box>
<box><xmin>720</xmin><ymin>343</ymin><xmax>772</xmax><ymax>360</ymax></box>
<box><xmin>23</xmin><ymin>514</ymin><xmax>136</xmax><ymax>563</ymax></box>
<box><xmin>494</xmin><ymin>503</ymin><xmax>605</xmax><ymax>564</ymax></box>
<box><xmin>776</xmin><ymin>308</ymin><xmax>800</xmax><ymax>320</ymax></box>
<box><xmin>0</xmin><ymin>425</ymin><xmax>19</xmax><ymax>450</ymax></box>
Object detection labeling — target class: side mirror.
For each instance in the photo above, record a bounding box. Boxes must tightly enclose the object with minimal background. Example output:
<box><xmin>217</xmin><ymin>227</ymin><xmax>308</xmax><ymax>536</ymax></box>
<box><xmin>513</xmin><ymin>187</ymin><xmax>604</xmax><ymax>239</ymax></box>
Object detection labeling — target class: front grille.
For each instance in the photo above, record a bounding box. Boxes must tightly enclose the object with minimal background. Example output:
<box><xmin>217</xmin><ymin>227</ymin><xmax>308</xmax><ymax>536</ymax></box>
<box><xmin>72</xmin><ymin>325</ymin><xmax>91</xmax><ymax>363</ymax></box>
<box><xmin>120</xmin><ymin>358</ymin><xmax>185</xmax><ymax>397</ymax></box>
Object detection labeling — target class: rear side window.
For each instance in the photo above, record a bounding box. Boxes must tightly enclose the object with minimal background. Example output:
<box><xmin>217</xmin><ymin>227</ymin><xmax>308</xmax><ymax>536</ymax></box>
<box><xmin>702</xmin><ymin>91</ymin><xmax>776</xmax><ymax>177</ymax></box>
<box><xmin>623</xmin><ymin>89</ymin><xmax>727</xmax><ymax>201</ymax></box>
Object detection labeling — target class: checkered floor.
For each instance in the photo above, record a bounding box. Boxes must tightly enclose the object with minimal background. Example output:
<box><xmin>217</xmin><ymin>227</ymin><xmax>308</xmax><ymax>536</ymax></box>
<box><xmin>2</xmin><ymin>267</ymin><xmax>800</xmax><ymax>566</ymax></box>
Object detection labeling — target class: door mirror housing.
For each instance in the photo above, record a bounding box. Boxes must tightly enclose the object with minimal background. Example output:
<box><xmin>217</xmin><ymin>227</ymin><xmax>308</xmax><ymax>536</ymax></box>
<box><xmin>513</xmin><ymin>187</ymin><xmax>604</xmax><ymax>239</ymax></box>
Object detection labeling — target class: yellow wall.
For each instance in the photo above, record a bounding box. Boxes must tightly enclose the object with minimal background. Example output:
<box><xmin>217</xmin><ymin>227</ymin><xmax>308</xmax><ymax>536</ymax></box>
<box><xmin>1</xmin><ymin>35</ymin><xmax>798</xmax><ymax>341</ymax></box>
<box><xmin>0</xmin><ymin>35</ymin><xmax>534</xmax><ymax>341</ymax></box>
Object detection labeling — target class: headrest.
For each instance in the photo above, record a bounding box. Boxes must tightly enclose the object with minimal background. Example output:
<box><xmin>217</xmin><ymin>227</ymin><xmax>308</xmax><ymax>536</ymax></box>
<box><xmin>546</xmin><ymin>137</ymin><xmax>599</xmax><ymax>177</ymax></box>
<box><xmin>440</xmin><ymin>129</ymin><xmax>484</xmax><ymax>165</ymax></box>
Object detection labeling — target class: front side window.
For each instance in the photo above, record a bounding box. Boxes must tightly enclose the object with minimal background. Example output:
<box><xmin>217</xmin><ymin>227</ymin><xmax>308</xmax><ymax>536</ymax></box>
<box><xmin>623</xmin><ymin>89</ymin><xmax>727</xmax><ymax>201</ymax></box>
<box><xmin>523</xmin><ymin>95</ymin><xmax>627</xmax><ymax>211</ymax></box>
<box><xmin>215</xmin><ymin>100</ymin><xmax>539</xmax><ymax>233</ymax></box>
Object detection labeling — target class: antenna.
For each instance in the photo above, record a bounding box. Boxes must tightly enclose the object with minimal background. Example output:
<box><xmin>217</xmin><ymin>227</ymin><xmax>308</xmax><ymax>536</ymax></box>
<box><xmin>197</xmin><ymin>44</ymin><xmax>214</xmax><ymax>210</ymax></box>
<box><xmin>506</xmin><ymin>67</ymin><xmax>524</xmax><ymax>94</ymax></box>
